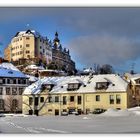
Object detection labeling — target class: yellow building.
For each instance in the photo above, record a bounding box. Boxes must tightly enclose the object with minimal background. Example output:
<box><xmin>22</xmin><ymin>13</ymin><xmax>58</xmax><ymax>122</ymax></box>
<box><xmin>5</xmin><ymin>29</ymin><xmax>52</xmax><ymax>65</ymax></box>
<box><xmin>4</xmin><ymin>44</ymin><xmax>12</xmax><ymax>62</ymax></box>
<box><xmin>22</xmin><ymin>74</ymin><xmax>136</xmax><ymax>116</ymax></box>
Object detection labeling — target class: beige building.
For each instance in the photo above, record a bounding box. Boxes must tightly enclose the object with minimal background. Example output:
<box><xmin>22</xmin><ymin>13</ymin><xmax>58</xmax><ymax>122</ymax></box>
<box><xmin>22</xmin><ymin>74</ymin><xmax>136</xmax><ymax>116</ymax></box>
<box><xmin>124</xmin><ymin>73</ymin><xmax>140</xmax><ymax>106</ymax></box>
<box><xmin>4</xmin><ymin>44</ymin><xmax>12</xmax><ymax>62</ymax></box>
<box><xmin>5</xmin><ymin>29</ymin><xmax>52</xmax><ymax>65</ymax></box>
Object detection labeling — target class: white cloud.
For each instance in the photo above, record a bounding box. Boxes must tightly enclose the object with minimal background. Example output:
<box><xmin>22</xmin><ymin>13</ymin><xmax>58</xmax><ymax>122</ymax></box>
<box><xmin>69</xmin><ymin>34</ymin><xmax>140</xmax><ymax>67</ymax></box>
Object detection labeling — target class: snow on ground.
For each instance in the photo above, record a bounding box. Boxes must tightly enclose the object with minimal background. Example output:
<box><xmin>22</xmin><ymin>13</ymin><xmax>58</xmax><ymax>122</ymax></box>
<box><xmin>99</xmin><ymin>107</ymin><xmax>140</xmax><ymax>117</ymax></box>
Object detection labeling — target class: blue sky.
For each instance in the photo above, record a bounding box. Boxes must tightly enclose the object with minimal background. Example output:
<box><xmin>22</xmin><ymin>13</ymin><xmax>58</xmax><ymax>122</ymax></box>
<box><xmin>1</xmin><ymin>8</ymin><xmax>140</xmax><ymax>73</ymax></box>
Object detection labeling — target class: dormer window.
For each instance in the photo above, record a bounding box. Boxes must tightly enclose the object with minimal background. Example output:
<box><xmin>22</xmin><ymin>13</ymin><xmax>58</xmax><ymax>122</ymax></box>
<box><xmin>67</xmin><ymin>83</ymin><xmax>81</xmax><ymax>91</ymax></box>
<box><xmin>8</xmin><ymin>71</ymin><xmax>13</xmax><ymax>74</ymax></box>
<box><xmin>41</xmin><ymin>84</ymin><xmax>54</xmax><ymax>91</ymax></box>
<box><xmin>95</xmin><ymin>82</ymin><xmax>109</xmax><ymax>90</ymax></box>
<box><xmin>135</xmin><ymin>79</ymin><xmax>140</xmax><ymax>84</ymax></box>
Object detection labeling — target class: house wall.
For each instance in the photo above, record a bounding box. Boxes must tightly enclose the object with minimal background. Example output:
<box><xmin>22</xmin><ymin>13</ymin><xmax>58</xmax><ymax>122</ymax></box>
<box><xmin>0</xmin><ymin>77</ymin><xmax>28</xmax><ymax>113</ymax></box>
<box><xmin>4</xmin><ymin>44</ymin><xmax>11</xmax><ymax>62</ymax></box>
<box><xmin>11</xmin><ymin>35</ymin><xmax>35</xmax><ymax>61</ymax></box>
<box><xmin>22</xmin><ymin>91</ymin><xmax>128</xmax><ymax>116</ymax></box>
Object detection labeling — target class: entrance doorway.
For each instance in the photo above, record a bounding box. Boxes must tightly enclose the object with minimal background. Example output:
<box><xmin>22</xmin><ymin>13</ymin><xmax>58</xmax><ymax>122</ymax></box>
<box><xmin>55</xmin><ymin>109</ymin><xmax>59</xmax><ymax>115</ymax></box>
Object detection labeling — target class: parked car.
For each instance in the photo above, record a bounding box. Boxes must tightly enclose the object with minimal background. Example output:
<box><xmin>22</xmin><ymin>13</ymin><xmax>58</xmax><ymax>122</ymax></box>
<box><xmin>72</xmin><ymin>111</ymin><xmax>79</xmax><ymax>115</ymax></box>
<box><xmin>93</xmin><ymin>108</ymin><xmax>106</xmax><ymax>114</ymax></box>
<box><xmin>0</xmin><ymin>113</ymin><xmax>5</xmax><ymax>117</ymax></box>
<box><xmin>61</xmin><ymin>111</ymin><xmax>68</xmax><ymax>116</ymax></box>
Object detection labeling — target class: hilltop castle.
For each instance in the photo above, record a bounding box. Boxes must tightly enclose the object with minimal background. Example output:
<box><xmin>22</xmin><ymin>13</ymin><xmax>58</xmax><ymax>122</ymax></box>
<box><xmin>4</xmin><ymin>29</ymin><xmax>76</xmax><ymax>74</ymax></box>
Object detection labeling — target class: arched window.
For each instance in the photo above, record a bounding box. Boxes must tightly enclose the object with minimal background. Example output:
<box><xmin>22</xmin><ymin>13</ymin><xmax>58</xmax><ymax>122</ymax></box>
<box><xmin>12</xmin><ymin>99</ymin><xmax>18</xmax><ymax>110</ymax></box>
<box><xmin>0</xmin><ymin>99</ymin><xmax>4</xmax><ymax>110</ymax></box>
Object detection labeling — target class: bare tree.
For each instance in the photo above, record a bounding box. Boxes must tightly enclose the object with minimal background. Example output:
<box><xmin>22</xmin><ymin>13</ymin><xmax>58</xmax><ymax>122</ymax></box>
<box><xmin>4</xmin><ymin>95</ymin><xmax>20</xmax><ymax>113</ymax></box>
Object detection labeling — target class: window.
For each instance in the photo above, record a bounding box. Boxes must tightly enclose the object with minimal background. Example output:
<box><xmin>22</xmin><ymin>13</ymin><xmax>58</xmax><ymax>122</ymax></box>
<box><xmin>3</xmin><ymin>79</ymin><xmax>5</xmax><ymax>84</ymax></box>
<box><xmin>63</xmin><ymin>96</ymin><xmax>67</xmax><ymax>105</ymax></box>
<box><xmin>19</xmin><ymin>88</ymin><xmax>24</xmax><ymax>95</ymax></box>
<box><xmin>20</xmin><ymin>45</ymin><xmax>22</xmax><ymax>48</ymax></box>
<box><xmin>29</xmin><ymin>97</ymin><xmax>33</xmax><ymax>105</ymax></box>
<box><xmin>7</xmin><ymin>79</ymin><xmax>14</xmax><ymax>84</ymax></box>
<box><xmin>12</xmin><ymin>99</ymin><xmax>18</xmax><ymax>110</ymax></box>
<box><xmin>0</xmin><ymin>87</ymin><xmax>3</xmax><ymax>95</ymax></box>
<box><xmin>46</xmin><ymin>85</ymin><xmax>51</xmax><ymax>90</ymax></box>
<box><xmin>18</xmin><ymin>79</ymin><xmax>21</xmax><ymax>84</ymax></box>
<box><xmin>40</xmin><ymin>46</ymin><xmax>42</xmax><ymax>49</ymax></box>
<box><xmin>13</xmin><ymin>79</ymin><xmax>17</xmax><ymax>84</ymax></box>
<box><xmin>23</xmin><ymin>79</ymin><xmax>27</xmax><ymax>84</ymax></box>
<box><xmin>0</xmin><ymin>99</ymin><xmax>4</xmax><ymax>110</ymax></box>
<box><xmin>96</xmin><ymin>95</ymin><xmax>100</xmax><ymax>101</ymax></box>
<box><xmin>26</xmin><ymin>44</ymin><xmax>30</xmax><ymax>47</ymax></box>
<box><xmin>70</xmin><ymin>96</ymin><xmax>74</xmax><ymax>102</ymax></box>
<box><xmin>77</xmin><ymin>96</ymin><xmax>81</xmax><ymax>104</ymax></box>
<box><xmin>48</xmin><ymin>96</ymin><xmax>52</xmax><ymax>103</ymax></box>
<box><xmin>35</xmin><ymin>97</ymin><xmax>38</xmax><ymax>106</ymax></box>
<box><xmin>116</xmin><ymin>95</ymin><xmax>121</xmax><ymax>104</ymax></box>
<box><xmin>55</xmin><ymin>96</ymin><xmax>59</xmax><ymax>102</ymax></box>
<box><xmin>12</xmin><ymin>88</ymin><xmax>17</xmax><ymax>95</ymax></box>
<box><xmin>6</xmin><ymin>87</ymin><xmax>11</xmax><ymax>95</ymax></box>
<box><xmin>48</xmin><ymin>109</ymin><xmax>52</xmax><ymax>112</ymax></box>
<box><xmin>40</xmin><ymin>97</ymin><xmax>44</xmax><ymax>103</ymax></box>
<box><xmin>26</xmin><ymin>37</ymin><xmax>30</xmax><ymax>40</ymax></box>
<box><xmin>109</xmin><ymin>95</ymin><xmax>114</xmax><ymax>104</ymax></box>
<box><xmin>26</xmin><ymin>50</ymin><xmax>30</xmax><ymax>54</ymax></box>
<box><xmin>63</xmin><ymin>109</ymin><xmax>67</xmax><ymax>112</ymax></box>
<box><xmin>67</xmin><ymin>83</ymin><xmax>80</xmax><ymax>91</ymax></box>
<box><xmin>96</xmin><ymin>82</ymin><xmax>109</xmax><ymax>90</ymax></box>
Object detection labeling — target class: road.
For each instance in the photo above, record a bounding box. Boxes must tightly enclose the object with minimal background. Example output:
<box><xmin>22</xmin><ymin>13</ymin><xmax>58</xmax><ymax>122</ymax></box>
<box><xmin>1</xmin><ymin>115</ymin><xmax>140</xmax><ymax>134</ymax></box>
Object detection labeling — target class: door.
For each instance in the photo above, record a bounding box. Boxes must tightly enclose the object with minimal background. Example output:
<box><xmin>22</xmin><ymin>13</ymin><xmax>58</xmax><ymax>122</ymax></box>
<box><xmin>55</xmin><ymin>109</ymin><xmax>59</xmax><ymax>115</ymax></box>
<box><xmin>34</xmin><ymin>97</ymin><xmax>39</xmax><ymax>106</ymax></box>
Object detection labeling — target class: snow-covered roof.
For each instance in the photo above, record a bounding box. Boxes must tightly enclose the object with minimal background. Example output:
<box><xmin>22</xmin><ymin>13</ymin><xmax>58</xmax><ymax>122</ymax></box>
<box><xmin>0</xmin><ymin>62</ymin><xmax>27</xmax><ymax>78</ymax></box>
<box><xmin>14</xmin><ymin>30</ymin><xmax>48</xmax><ymax>40</ymax></box>
<box><xmin>83</xmin><ymin>68</ymin><xmax>95</xmax><ymax>73</ymax></box>
<box><xmin>124</xmin><ymin>73</ymin><xmax>140</xmax><ymax>84</ymax></box>
<box><xmin>23</xmin><ymin>74</ymin><xmax>128</xmax><ymax>95</ymax></box>
<box><xmin>0</xmin><ymin>63</ymin><xmax>20</xmax><ymax>71</ymax></box>
<box><xmin>25</xmin><ymin>65</ymin><xmax>45</xmax><ymax>70</ymax></box>
<box><xmin>26</xmin><ymin>75</ymin><xmax>39</xmax><ymax>82</ymax></box>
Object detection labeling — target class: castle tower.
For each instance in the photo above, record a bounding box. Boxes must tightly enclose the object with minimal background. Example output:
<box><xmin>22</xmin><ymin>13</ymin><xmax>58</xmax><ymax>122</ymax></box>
<box><xmin>53</xmin><ymin>32</ymin><xmax>60</xmax><ymax>49</ymax></box>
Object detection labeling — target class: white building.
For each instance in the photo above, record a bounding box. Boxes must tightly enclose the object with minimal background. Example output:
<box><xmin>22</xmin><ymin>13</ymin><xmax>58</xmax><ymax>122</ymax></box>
<box><xmin>0</xmin><ymin>63</ymin><xmax>29</xmax><ymax>113</ymax></box>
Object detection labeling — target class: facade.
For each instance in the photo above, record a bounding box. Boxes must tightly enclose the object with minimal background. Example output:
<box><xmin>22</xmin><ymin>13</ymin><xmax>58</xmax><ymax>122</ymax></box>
<box><xmin>4</xmin><ymin>29</ymin><xmax>52</xmax><ymax>66</ymax></box>
<box><xmin>4</xmin><ymin>30</ymin><xmax>76</xmax><ymax>74</ymax></box>
<box><xmin>124</xmin><ymin>73</ymin><xmax>140</xmax><ymax>106</ymax></box>
<box><xmin>0</xmin><ymin>63</ymin><xmax>29</xmax><ymax>113</ymax></box>
<box><xmin>4</xmin><ymin>44</ymin><xmax>12</xmax><ymax>62</ymax></box>
<box><xmin>51</xmin><ymin>32</ymin><xmax>76</xmax><ymax>74</ymax></box>
<box><xmin>22</xmin><ymin>74</ymin><xmax>136</xmax><ymax>116</ymax></box>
